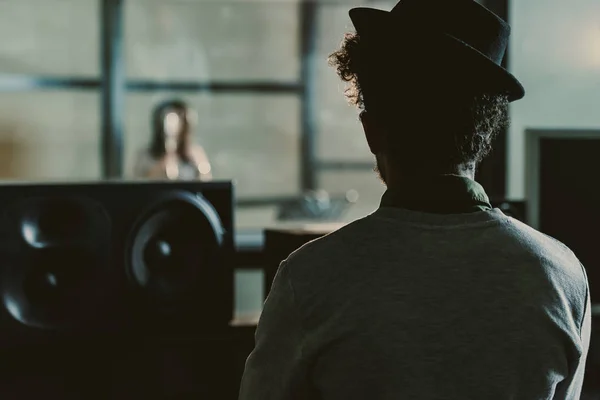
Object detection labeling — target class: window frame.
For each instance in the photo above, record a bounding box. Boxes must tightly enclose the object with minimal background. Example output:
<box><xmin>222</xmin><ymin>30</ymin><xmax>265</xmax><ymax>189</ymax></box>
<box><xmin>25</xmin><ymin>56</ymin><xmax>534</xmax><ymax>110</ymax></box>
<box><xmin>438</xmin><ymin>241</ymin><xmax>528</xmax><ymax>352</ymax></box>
<box><xmin>0</xmin><ymin>0</ymin><xmax>510</xmax><ymax>204</ymax></box>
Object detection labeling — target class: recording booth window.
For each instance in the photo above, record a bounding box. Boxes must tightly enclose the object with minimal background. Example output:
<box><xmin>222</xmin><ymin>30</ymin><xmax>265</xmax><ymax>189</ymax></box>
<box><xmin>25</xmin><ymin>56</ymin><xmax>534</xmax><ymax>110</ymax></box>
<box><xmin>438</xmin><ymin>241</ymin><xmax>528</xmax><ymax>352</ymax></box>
<box><xmin>0</xmin><ymin>0</ymin><xmax>396</xmax><ymax>227</ymax></box>
<box><xmin>124</xmin><ymin>1</ymin><xmax>302</xmax><ymax>231</ymax></box>
<box><xmin>120</xmin><ymin>1</ymin><xmax>399</xmax><ymax>241</ymax></box>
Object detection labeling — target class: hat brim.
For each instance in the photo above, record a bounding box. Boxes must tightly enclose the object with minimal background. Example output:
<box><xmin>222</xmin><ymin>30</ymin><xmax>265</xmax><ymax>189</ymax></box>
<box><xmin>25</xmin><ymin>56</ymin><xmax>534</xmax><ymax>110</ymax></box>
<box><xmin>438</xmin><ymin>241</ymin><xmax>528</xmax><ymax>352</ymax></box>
<box><xmin>349</xmin><ymin>8</ymin><xmax>525</xmax><ymax>102</ymax></box>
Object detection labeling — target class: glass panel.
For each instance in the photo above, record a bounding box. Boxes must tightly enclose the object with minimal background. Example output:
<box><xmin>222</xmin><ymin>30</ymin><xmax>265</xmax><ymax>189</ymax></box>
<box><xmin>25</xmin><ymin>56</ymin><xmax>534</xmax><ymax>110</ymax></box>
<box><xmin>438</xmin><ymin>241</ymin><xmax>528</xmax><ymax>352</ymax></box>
<box><xmin>0</xmin><ymin>92</ymin><xmax>100</xmax><ymax>180</ymax></box>
<box><xmin>0</xmin><ymin>0</ymin><xmax>99</xmax><ymax>77</ymax></box>
<box><xmin>234</xmin><ymin>269</ymin><xmax>264</xmax><ymax>322</ymax></box>
<box><xmin>124</xmin><ymin>0</ymin><xmax>300</xmax><ymax>81</ymax></box>
<box><xmin>315</xmin><ymin>1</ymin><xmax>396</xmax><ymax>162</ymax></box>
<box><xmin>124</xmin><ymin>93</ymin><xmax>301</xmax><ymax>198</ymax></box>
<box><xmin>318</xmin><ymin>169</ymin><xmax>386</xmax><ymax>223</ymax></box>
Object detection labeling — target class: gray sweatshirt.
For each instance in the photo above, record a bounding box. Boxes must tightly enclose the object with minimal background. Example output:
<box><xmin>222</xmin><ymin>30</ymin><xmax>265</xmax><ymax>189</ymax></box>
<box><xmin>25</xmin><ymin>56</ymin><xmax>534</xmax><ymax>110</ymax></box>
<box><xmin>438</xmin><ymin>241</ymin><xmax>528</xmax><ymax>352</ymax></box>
<box><xmin>239</xmin><ymin>206</ymin><xmax>591</xmax><ymax>400</ymax></box>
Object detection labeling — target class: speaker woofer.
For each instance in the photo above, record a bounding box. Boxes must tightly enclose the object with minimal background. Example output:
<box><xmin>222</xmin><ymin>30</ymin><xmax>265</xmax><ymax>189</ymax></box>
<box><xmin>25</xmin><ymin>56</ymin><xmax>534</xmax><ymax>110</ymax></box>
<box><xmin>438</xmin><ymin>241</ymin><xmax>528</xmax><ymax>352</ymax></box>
<box><xmin>127</xmin><ymin>191</ymin><xmax>225</xmax><ymax>308</ymax></box>
<box><xmin>19</xmin><ymin>197</ymin><xmax>109</xmax><ymax>248</ymax></box>
<box><xmin>2</xmin><ymin>196</ymin><xmax>111</xmax><ymax>330</ymax></box>
<box><xmin>22</xmin><ymin>247</ymin><xmax>96</xmax><ymax>306</ymax></box>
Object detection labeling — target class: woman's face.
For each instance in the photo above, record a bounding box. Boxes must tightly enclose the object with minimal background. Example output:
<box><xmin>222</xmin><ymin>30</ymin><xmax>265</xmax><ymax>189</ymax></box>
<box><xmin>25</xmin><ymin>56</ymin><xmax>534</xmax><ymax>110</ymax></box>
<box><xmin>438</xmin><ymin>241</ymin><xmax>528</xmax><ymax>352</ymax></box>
<box><xmin>164</xmin><ymin>111</ymin><xmax>183</xmax><ymax>138</ymax></box>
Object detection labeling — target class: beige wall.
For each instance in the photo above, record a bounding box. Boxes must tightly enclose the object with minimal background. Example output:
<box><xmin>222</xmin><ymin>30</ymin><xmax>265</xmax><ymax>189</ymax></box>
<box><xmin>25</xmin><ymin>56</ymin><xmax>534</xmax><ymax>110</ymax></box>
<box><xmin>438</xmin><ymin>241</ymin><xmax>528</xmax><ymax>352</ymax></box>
<box><xmin>0</xmin><ymin>0</ymin><xmax>394</xmax><ymax>228</ymax></box>
<box><xmin>508</xmin><ymin>0</ymin><xmax>600</xmax><ymax>199</ymax></box>
<box><xmin>0</xmin><ymin>0</ymin><xmax>99</xmax><ymax>180</ymax></box>
<box><xmin>0</xmin><ymin>92</ymin><xmax>100</xmax><ymax>180</ymax></box>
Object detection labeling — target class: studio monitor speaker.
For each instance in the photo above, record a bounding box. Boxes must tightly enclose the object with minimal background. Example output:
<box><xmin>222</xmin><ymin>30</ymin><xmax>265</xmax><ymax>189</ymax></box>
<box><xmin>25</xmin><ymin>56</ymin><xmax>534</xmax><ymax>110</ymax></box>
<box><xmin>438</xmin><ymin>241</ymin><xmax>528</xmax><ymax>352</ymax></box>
<box><xmin>0</xmin><ymin>181</ymin><xmax>238</xmax><ymax>399</ymax></box>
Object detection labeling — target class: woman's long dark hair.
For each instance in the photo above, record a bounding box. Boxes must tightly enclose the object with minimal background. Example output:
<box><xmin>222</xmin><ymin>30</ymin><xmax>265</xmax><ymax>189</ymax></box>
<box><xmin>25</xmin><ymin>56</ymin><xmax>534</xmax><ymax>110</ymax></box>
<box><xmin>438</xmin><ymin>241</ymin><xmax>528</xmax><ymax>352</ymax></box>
<box><xmin>149</xmin><ymin>99</ymin><xmax>193</xmax><ymax>159</ymax></box>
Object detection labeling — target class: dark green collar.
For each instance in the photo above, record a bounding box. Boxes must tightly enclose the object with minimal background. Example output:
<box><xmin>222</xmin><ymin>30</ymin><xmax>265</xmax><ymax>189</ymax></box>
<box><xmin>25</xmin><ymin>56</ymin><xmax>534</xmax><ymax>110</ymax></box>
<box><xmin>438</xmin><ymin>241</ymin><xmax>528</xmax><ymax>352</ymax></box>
<box><xmin>380</xmin><ymin>175</ymin><xmax>493</xmax><ymax>214</ymax></box>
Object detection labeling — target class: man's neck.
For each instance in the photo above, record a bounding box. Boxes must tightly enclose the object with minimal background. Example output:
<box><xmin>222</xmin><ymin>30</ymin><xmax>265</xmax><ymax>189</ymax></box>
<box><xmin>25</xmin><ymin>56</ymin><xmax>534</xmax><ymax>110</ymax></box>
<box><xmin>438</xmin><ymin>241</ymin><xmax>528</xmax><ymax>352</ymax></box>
<box><xmin>386</xmin><ymin>169</ymin><xmax>476</xmax><ymax>189</ymax></box>
<box><xmin>379</xmin><ymin>171</ymin><xmax>492</xmax><ymax>214</ymax></box>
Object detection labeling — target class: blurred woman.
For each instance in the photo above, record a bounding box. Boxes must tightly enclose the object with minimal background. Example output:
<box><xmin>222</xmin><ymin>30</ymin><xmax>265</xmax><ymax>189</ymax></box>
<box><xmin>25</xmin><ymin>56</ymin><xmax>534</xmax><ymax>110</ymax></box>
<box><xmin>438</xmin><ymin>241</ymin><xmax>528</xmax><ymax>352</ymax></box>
<box><xmin>134</xmin><ymin>99</ymin><xmax>212</xmax><ymax>181</ymax></box>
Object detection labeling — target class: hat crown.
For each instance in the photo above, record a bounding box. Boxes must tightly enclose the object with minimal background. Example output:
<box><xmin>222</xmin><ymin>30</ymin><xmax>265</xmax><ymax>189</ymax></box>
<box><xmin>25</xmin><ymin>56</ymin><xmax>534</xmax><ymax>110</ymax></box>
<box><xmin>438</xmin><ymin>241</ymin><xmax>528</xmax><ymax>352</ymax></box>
<box><xmin>348</xmin><ymin>0</ymin><xmax>524</xmax><ymax>101</ymax></box>
<box><xmin>390</xmin><ymin>0</ymin><xmax>509</xmax><ymax>64</ymax></box>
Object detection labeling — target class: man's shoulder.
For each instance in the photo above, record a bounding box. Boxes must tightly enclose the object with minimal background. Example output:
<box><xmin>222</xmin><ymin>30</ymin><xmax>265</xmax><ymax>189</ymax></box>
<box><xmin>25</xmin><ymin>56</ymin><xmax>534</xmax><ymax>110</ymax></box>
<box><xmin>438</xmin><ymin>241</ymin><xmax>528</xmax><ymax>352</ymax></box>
<box><xmin>280</xmin><ymin>216</ymin><xmax>378</xmax><ymax>285</ymax></box>
<box><xmin>501</xmin><ymin>216</ymin><xmax>587</xmax><ymax>288</ymax></box>
<box><xmin>283</xmin><ymin>212</ymin><xmax>587</xmax><ymax>286</ymax></box>
<box><xmin>285</xmin><ymin>215</ymin><xmax>373</xmax><ymax>263</ymax></box>
<box><xmin>279</xmin><ymin>216</ymin><xmax>376</xmax><ymax>299</ymax></box>
<box><xmin>504</xmin><ymin>216</ymin><xmax>581</xmax><ymax>263</ymax></box>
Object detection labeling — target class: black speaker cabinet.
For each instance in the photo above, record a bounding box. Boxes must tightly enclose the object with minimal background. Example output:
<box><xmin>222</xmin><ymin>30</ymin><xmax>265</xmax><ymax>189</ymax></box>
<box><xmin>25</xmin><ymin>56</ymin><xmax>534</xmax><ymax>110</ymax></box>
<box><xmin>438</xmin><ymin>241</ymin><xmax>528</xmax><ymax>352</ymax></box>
<box><xmin>0</xmin><ymin>181</ymin><xmax>239</xmax><ymax>399</ymax></box>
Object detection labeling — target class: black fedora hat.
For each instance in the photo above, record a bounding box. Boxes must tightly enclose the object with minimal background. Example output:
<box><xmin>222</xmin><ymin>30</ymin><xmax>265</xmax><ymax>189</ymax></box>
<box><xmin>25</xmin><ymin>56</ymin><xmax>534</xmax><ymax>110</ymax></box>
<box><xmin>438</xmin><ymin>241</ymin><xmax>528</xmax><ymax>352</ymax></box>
<box><xmin>349</xmin><ymin>0</ymin><xmax>525</xmax><ymax>102</ymax></box>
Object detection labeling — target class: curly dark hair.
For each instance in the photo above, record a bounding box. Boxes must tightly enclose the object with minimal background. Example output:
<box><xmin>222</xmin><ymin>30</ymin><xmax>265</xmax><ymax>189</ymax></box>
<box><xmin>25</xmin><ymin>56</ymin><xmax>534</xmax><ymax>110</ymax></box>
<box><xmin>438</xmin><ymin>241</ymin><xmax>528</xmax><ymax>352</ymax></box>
<box><xmin>328</xmin><ymin>32</ymin><xmax>509</xmax><ymax>170</ymax></box>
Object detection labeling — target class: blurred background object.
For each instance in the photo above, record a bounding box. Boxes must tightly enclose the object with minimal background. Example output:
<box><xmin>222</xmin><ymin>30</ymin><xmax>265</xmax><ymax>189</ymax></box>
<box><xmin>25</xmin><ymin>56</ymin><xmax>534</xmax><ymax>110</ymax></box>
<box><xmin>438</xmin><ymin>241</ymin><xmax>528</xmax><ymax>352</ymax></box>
<box><xmin>276</xmin><ymin>189</ymin><xmax>358</xmax><ymax>221</ymax></box>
